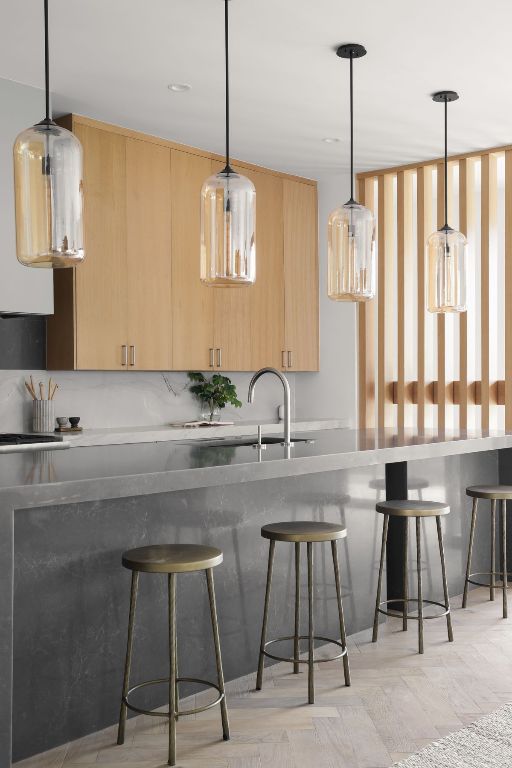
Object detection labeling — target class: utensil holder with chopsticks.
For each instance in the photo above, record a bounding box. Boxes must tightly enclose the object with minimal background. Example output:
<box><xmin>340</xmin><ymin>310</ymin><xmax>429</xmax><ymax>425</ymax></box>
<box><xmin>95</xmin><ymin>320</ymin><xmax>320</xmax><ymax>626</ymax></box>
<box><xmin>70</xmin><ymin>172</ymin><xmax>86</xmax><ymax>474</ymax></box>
<box><xmin>25</xmin><ymin>376</ymin><xmax>59</xmax><ymax>433</ymax></box>
<box><xmin>32</xmin><ymin>400</ymin><xmax>55</xmax><ymax>433</ymax></box>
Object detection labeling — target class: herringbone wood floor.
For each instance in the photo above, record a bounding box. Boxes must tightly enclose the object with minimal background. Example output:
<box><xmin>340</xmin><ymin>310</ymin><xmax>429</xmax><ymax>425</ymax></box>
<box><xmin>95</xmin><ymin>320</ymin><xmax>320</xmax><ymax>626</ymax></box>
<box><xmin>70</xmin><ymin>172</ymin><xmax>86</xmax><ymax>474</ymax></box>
<box><xmin>18</xmin><ymin>588</ymin><xmax>512</xmax><ymax>768</ymax></box>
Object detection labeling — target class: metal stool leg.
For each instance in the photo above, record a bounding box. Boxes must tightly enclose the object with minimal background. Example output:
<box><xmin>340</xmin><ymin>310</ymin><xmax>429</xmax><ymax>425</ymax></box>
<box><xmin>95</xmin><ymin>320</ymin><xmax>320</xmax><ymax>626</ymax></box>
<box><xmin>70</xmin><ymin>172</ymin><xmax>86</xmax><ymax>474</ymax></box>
<box><xmin>403</xmin><ymin>518</ymin><xmax>409</xmax><ymax>632</ymax></box>
<box><xmin>416</xmin><ymin>518</ymin><xmax>424</xmax><ymax>655</ymax></box>
<box><xmin>372</xmin><ymin>514</ymin><xmax>389</xmax><ymax>643</ymax></box>
<box><xmin>331</xmin><ymin>540</ymin><xmax>351</xmax><ymax>687</ymax></box>
<box><xmin>294</xmin><ymin>542</ymin><xmax>301</xmax><ymax>674</ymax></box>
<box><xmin>206</xmin><ymin>568</ymin><xmax>230</xmax><ymax>740</ymax></box>
<box><xmin>501</xmin><ymin>500</ymin><xmax>508</xmax><ymax>619</ymax></box>
<box><xmin>436</xmin><ymin>515</ymin><xmax>453</xmax><ymax>642</ymax></box>
<box><xmin>117</xmin><ymin>571</ymin><xmax>139</xmax><ymax>746</ymax></box>
<box><xmin>307</xmin><ymin>541</ymin><xmax>314</xmax><ymax>704</ymax></box>
<box><xmin>168</xmin><ymin>573</ymin><xmax>177</xmax><ymax>767</ymax></box>
<box><xmin>491</xmin><ymin>499</ymin><xmax>496</xmax><ymax>601</ymax></box>
<box><xmin>256</xmin><ymin>540</ymin><xmax>275</xmax><ymax>690</ymax></box>
<box><xmin>462</xmin><ymin>497</ymin><xmax>478</xmax><ymax>608</ymax></box>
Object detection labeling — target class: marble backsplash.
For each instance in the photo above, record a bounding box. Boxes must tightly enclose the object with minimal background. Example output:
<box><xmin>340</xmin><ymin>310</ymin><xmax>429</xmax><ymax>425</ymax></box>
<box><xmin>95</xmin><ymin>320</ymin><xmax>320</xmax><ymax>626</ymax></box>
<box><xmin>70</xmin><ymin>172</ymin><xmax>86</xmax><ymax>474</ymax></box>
<box><xmin>0</xmin><ymin>370</ymin><xmax>297</xmax><ymax>432</ymax></box>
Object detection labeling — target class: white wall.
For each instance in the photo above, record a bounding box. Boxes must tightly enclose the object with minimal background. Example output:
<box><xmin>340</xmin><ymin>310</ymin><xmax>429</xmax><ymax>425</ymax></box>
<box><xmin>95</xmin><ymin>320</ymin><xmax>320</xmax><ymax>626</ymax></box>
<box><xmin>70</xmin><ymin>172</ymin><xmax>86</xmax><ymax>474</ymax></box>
<box><xmin>295</xmin><ymin>173</ymin><xmax>357</xmax><ymax>426</ymax></box>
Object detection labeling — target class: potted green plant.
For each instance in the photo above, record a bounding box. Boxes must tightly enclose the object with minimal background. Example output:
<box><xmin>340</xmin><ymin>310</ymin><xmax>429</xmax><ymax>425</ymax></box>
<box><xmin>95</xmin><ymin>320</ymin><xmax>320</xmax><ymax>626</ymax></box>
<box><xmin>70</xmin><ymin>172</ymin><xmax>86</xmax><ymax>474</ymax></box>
<box><xmin>187</xmin><ymin>372</ymin><xmax>243</xmax><ymax>422</ymax></box>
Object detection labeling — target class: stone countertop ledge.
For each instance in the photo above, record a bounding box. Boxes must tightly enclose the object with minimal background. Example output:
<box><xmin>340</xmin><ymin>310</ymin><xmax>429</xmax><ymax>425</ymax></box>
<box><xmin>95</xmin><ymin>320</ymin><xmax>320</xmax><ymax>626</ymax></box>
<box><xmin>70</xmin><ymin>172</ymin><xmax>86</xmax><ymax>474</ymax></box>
<box><xmin>62</xmin><ymin>418</ymin><xmax>348</xmax><ymax>447</ymax></box>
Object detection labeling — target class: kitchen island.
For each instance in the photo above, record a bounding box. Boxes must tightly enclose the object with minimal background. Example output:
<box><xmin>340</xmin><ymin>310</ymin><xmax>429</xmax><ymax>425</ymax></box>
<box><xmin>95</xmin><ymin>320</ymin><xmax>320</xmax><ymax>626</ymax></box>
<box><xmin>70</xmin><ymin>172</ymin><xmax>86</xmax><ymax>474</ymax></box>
<box><xmin>4</xmin><ymin>429</ymin><xmax>512</xmax><ymax>765</ymax></box>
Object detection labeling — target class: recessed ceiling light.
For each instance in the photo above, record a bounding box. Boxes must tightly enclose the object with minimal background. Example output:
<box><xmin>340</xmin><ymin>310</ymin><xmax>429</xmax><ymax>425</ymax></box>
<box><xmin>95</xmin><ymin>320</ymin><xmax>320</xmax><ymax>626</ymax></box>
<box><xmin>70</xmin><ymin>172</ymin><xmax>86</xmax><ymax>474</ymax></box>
<box><xmin>168</xmin><ymin>83</ymin><xmax>191</xmax><ymax>93</ymax></box>
<box><xmin>323</xmin><ymin>137</ymin><xmax>342</xmax><ymax>143</ymax></box>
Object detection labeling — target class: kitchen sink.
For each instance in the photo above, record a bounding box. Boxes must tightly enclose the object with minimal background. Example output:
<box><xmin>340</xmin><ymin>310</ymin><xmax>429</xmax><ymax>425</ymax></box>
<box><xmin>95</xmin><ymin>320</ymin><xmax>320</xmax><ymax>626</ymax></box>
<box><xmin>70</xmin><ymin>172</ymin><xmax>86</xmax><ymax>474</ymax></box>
<box><xmin>183</xmin><ymin>436</ymin><xmax>314</xmax><ymax>448</ymax></box>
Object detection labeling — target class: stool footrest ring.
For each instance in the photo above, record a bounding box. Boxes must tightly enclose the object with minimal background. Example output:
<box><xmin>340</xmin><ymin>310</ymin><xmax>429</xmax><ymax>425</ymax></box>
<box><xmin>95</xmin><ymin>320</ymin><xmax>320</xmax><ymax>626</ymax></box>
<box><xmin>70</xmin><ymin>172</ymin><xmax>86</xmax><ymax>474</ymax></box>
<box><xmin>378</xmin><ymin>598</ymin><xmax>450</xmax><ymax>620</ymax></box>
<box><xmin>124</xmin><ymin>676</ymin><xmax>224</xmax><ymax>718</ymax></box>
<box><xmin>467</xmin><ymin>571</ymin><xmax>512</xmax><ymax>589</ymax></box>
<box><xmin>261</xmin><ymin>634</ymin><xmax>347</xmax><ymax>665</ymax></box>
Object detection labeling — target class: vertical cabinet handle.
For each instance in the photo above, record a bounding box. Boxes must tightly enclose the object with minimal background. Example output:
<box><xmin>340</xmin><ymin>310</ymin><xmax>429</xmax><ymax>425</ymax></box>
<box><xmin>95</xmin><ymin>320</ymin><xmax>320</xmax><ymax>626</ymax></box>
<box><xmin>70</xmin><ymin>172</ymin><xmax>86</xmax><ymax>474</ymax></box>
<box><xmin>282</xmin><ymin>350</ymin><xmax>287</xmax><ymax>368</ymax></box>
<box><xmin>216</xmin><ymin>348</ymin><xmax>222</xmax><ymax>368</ymax></box>
<box><xmin>209</xmin><ymin>348</ymin><xmax>215</xmax><ymax>367</ymax></box>
<box><xmin>121</xmin><ymin>345</ymin><xmax>128</xmax><ymax>366</ymax></box>
<box><xmin>129</xmin><ymin>345</ymin><xmax>136</xmax><ymax>366</ymax></box>
<box><xmin>288</xmin><ymin>350</ymin><xmax>293</xmax><ymax>368</ymax></box>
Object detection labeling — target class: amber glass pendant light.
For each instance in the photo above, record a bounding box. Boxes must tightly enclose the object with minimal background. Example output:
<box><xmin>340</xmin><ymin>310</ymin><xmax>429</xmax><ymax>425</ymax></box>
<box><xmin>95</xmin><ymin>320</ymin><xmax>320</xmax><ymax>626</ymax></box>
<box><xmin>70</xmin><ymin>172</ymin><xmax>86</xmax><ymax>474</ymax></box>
<box><xmin>328</xmin><ymin>44</ymin><xmax>375</xmax><ymax>302</ymax></box>
<box><xmin>200</xmin><ymin>0</ymin><xmax>256</xmax><ymax>286</ymax></box>
<box><xmin>427</xmin><ymin>91</ymin><xmax>467</xmax><ymax>313</ymax></box>
<box><xmin>13</xmin><ymin>0</ymin><xmax>84</xmax><ymax>268</ymax></box>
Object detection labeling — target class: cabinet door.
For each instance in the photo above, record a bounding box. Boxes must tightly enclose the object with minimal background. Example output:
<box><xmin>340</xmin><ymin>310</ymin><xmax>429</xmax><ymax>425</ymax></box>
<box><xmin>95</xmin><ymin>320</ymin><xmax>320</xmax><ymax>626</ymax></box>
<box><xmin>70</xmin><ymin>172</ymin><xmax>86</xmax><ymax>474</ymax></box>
<box><xmin>237</xmin><ymin>166</ymin><xmax>284</xmax><ymax>371</ymax></box>
<box><xmin>283</xmin><ymin>179</ymin><xmax>319</xmax><ymax>371</ymax></box>
<box><xmin>126</xmin><ymin>139</ymin><xmax>172</xmax><ymax>370</ymax></box>
<box><xmin>75</xmin><ymin>124</ymin><xmax>128</xmax><ymax>370</ymax></box>
<box><xmin>211</xmin><ymin>161</ymin><xmax>253</xmax><ymax>371</ymax></box>
<box><xmin>171</xmin><ymin>150</ymin><xmax>215</xmax><ymax>371</ymax></box>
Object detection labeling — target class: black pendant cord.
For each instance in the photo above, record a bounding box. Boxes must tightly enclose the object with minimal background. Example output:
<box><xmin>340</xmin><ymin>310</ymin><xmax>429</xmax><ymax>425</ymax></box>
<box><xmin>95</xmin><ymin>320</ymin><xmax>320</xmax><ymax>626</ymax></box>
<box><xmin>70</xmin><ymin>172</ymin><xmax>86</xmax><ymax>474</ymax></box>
<box><xmin>444</xmin><ymin>98</ymin><xmax>448</xmax><ymax>229</ymax></box>
<box><xmin>44</xmin><ymin>0</ymin><xmax>50</xmax><ymax>121</ymax></box>
<box><xmin>224</xmin><ymin>0</ymin><xmax>231</xmax><ymax>175</ymax></box>
<box><xmin>349</xmin><ymin>51</ymin><xmax>354</xmax><ymax>202</ymax></box>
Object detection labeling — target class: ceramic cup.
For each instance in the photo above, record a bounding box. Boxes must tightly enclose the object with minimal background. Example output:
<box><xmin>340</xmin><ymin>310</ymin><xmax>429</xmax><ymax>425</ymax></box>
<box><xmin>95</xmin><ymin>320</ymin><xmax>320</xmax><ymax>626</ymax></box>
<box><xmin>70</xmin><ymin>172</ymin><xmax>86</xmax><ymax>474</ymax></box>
<box><xmin>33</xmin><ymin>401</ymin><xmax>55</xmax><ymax>433</ymax></box>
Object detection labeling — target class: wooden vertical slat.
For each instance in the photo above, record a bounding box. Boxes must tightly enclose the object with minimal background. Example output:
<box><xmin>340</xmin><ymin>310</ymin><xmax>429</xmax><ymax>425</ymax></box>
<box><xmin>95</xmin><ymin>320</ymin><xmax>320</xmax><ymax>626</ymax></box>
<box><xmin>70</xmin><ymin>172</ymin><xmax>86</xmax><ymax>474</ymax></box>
<box><xmin>357</xmin><ymin>177</ymin><xmax>376</xmax><ymax>429</ymax></box>
<box><xmin>480</xmin><ymin>154</ymin><xmax>495</xmax><ymax>431</ymax></box>
<box><xmin>505</xmin><ymin>151</ymin><xmax>512</xmax><ymax>430</ymax></box>
<box><xmin>436</xmin><ymin>162</ymin><xmax>446</xmax><ymax>433</ymax></box>
<box><xmin>397</xmin><ymin>171</ymin><xmax>413</xmax><ymax>430</ymax></box>
<box><xmin>377</xmin><ymin>174</ymin><xmax>395</xmax><ymax>429</ymax></box>
<box><xmin>417</xmin><ymin>167</ymin><xmax>434</xmax><ymax>431</ymax></box>
<box><xmin>458</xmin><ymin>159</ymin><xmax>469</xmax><ymax>430</ymax></box>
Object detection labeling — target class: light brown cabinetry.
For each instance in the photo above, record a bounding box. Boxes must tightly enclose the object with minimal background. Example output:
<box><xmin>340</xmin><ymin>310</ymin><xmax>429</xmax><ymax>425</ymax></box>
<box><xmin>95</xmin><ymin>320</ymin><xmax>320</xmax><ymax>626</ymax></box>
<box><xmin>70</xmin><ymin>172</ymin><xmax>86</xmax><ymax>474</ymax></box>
<box><xmin>47</xmin><ymin>116</ymin><xmax>318</xmax><ymax>372</ymax></box>
<box><xmin>282</xmin><ymin>179</ymin><xmax>319</xmax><ymax>371</ymax></box>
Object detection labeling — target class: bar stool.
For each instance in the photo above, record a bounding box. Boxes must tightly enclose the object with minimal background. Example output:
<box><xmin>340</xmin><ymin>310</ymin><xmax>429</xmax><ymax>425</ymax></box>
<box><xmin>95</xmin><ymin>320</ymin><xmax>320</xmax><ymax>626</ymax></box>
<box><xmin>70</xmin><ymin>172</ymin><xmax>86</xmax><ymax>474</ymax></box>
<box><xmin>372</xmin><ymin>500</ymin><xmax>453</xmax><ymax>654</ymax></box>
<box><xmin>463</xmin><ymin>485</ymin><xmax>511</xmax><ymax>618</ymax></box>
<box><xmin>256</xmin><ymin>521</ymin><xmax>350</xmax><ymax>704</ymax></box>
<box><xmin>117</xmin><ymin>544</ymin><xmax>229</xmax><ymax>766</ymax></box>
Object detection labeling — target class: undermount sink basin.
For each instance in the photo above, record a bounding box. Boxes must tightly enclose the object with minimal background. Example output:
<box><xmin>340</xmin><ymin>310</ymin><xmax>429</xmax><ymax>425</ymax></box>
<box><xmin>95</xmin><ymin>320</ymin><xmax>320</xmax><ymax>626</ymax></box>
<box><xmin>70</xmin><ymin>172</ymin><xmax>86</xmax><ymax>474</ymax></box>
<box><xmin>185</xmin><ymin>436</ymin><xmax>314</xmax><ymax>448</ymax></box>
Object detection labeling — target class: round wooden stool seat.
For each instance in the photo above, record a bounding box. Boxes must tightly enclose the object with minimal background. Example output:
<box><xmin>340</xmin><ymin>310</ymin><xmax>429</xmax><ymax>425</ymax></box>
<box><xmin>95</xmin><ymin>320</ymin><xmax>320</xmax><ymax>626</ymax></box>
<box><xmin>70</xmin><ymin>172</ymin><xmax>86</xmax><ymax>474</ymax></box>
<box><xmin>376</xmin><ymin>500</ymin><xmax>449</xmax><ymax>518</ymax></box>
<box><xmin>466</xmin><ymin>485</ymin><xmax>512</xmax><ymax>500</ymax></box>
<box><xmin>261</xmin><ymin>520</ymin><xmax>347</xmax><ymax>543</ymax></box>
<box><xmin>122</xmin><ymin>544</ymin><xmax>223</xmax><ymax>573</ymax></box>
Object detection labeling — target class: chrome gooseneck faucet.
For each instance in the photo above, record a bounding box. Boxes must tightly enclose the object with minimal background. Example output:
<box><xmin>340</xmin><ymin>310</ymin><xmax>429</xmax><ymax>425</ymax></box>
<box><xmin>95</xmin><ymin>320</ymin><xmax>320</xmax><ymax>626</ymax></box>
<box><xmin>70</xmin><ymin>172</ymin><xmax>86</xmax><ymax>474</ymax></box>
<box><xmin>248</xmin><ymin>367</ymin><xmax>291</xmax><ymax>446</ymax></box>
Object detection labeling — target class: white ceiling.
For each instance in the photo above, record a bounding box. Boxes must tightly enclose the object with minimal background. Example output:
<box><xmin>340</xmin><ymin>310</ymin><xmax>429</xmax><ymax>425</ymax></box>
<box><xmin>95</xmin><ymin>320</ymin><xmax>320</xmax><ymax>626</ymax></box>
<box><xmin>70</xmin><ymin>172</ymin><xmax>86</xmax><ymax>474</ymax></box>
<box><xmin>1</xmin><ymin>0</ymin><xmax>511</xmax><ymax>180</ymax></box>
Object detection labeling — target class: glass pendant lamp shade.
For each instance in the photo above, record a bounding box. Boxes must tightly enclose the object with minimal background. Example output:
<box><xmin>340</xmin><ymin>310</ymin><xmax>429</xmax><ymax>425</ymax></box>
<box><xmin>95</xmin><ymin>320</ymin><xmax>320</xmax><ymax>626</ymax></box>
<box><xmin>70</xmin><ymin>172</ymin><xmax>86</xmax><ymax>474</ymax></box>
<box><xmin>427</xmin><ymin>91</ymin><xmax>466</xmax><ymax>313</ymax></box>
<box><xmin>427</xmin><ymin>227</ymin><xmax>467</xmax><ymax>312</ymax></box>
<box><xmin>328</xmin><ymin>201</ymin><xmax>375</xmax><ymax>300</ymax></box>
<box><xmin>327</xmin><ymin>43</ymin><xmax>375</xmax><ymax>302</ymax></box>
<box><xmin>200</xmin><ymin>168</ymin><xmax>256</xmax><ymax>286</ymax></box>
<box><xmin>13</xmin><ymin>0</ymin><xmax>85</xmax><ymax>269</ymax></box>
<box><xmin>14</xmin><ymin>121</ymin><xmax>84</xmax><ymax>267</ymax></box>
<box><xmin>200</xmin><ymin>0</ymin><xmax>256</xmax><ymax>286</ymax></box>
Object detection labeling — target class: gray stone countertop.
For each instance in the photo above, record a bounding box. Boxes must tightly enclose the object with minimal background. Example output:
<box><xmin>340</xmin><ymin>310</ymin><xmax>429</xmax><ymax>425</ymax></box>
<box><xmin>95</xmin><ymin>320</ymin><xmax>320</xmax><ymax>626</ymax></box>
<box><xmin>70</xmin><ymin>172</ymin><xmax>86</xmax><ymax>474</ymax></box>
<box><xmin>2</xmin><ymin>428</ymin><xmax>512</xmax><ymax>510</ymax></box>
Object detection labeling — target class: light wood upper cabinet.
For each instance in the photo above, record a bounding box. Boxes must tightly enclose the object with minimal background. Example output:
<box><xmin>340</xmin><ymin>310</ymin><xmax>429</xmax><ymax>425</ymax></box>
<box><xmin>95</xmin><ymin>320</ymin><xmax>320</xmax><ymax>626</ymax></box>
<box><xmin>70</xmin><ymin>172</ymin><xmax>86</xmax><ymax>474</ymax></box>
<box><xmin>283</xmin><ymin>179</ymin><xmax>319</xmax><ymax>371</ymax></box>
<box><xmin>74</xmin><ymin>123</ymin><xmax>128</xmax><ymax>370</ymax></box>
<box><xmin>47</xmin><ymin>116</ymin><xmax>318</xmax><ymax>373</ymax></box>
<box><xmin>126</xmin><ymin>139</ymin><xmax>172</xmax><ymax>370</ymax></box>
<box><xmin>171</xmin><ymin>151</ymin><xmax>215</xmax><ymax>370</ymax></box>
<box><xmin>211</xmin><ymin>160</ymin><xmax>253</xmax><ymax>372</ymax></box>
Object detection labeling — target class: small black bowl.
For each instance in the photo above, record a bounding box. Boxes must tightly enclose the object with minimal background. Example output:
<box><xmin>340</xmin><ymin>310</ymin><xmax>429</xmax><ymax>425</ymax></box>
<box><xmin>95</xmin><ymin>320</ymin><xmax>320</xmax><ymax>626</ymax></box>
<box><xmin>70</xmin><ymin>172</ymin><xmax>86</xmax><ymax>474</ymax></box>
<box><xmin>69</xmin><ymin>417</ymin><xmax>81</xmax><ymax>428</ymax></box>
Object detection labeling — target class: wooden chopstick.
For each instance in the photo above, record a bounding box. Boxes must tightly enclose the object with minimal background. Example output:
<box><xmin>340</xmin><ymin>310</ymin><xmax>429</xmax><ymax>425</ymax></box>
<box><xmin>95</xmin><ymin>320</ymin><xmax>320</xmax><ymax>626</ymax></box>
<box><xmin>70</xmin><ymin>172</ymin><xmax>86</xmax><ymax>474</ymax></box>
<box><xmin>39</xmin><ymin>382</ymin><xmax>45</xmax><ymax>400</ymax></box>
<box><xmin>24</xmin><ymin>381</ymin><xmax>37</xmax><ymax>400</ymax></box>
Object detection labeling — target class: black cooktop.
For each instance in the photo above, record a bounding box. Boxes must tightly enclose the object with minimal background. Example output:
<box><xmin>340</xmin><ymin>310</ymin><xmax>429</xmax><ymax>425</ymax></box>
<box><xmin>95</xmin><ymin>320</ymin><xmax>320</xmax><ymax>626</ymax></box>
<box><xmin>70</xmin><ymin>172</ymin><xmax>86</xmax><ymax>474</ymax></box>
<box><xmin>0</xmin><ymin>433</ymin><xmax>62</xmax><ymax>445</ymax></box>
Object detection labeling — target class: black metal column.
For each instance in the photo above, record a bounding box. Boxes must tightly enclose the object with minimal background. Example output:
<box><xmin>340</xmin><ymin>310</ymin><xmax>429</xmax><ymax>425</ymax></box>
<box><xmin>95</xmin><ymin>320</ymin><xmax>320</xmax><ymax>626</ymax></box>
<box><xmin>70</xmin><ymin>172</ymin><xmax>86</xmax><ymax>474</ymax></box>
<box><xmin>385</xmin><ymin>462</ymin><xmax>408</xmax><ymax>603</ymax></box>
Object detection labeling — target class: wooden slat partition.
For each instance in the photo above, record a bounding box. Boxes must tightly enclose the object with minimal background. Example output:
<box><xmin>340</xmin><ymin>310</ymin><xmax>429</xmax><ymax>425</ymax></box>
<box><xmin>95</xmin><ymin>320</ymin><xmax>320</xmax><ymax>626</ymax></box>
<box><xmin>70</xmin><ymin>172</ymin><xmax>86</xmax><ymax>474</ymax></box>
<box><xmin>458</xmin><ymin>159</ymin><xmax>469</xmax><ymax>430</ymax></box>
<box><xmin>506</xmin><ymin>151</ymin><xmax>512</xmax><ymax>430</ymax></box>
<box><xmin>377</xmin><ymin>174</ymin><xmax>395</xmax><ymax>429</ymax></box>
<box><xmin>397</xmin><ymin>171</ymin><xmax>414</xmax><ymax>430</ymax></box>
<box><xmin>357</xmin><ymin>177</ymin><xmax>375</xmax><ymax>429</ymax></box>
<box><xmin>356</xmin><ymin>141</ymin><xmax>512</xmax><ymax>433</ymax></box>
<box><xmin>480</xmin><ymin>154</ymin><xmax>494</xmax><ymax>430</ymax></box>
